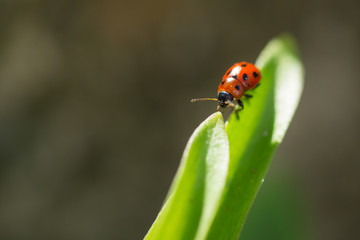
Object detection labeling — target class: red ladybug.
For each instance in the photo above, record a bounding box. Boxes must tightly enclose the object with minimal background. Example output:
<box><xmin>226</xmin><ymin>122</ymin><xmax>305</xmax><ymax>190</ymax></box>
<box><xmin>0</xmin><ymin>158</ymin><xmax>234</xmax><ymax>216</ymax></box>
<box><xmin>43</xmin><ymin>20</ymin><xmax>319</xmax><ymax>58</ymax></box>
<box><xmin>191</xmin><ymin>62</ymin><xmax>261</xmax><ymax>111</ymax></box>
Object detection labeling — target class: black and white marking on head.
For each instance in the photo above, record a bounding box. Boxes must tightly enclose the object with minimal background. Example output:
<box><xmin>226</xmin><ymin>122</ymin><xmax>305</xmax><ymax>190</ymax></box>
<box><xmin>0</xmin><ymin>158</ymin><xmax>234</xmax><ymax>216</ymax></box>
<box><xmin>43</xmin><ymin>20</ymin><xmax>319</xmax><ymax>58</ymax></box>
<box><xmin>232</xmin><ymin>74</ymin><xmax>237</xmax><ymax>79</ymax></box>
<box><xmin>217</xmin><ymin>91</ymin><xmax>234</xmax><ymax>108</ymax></box>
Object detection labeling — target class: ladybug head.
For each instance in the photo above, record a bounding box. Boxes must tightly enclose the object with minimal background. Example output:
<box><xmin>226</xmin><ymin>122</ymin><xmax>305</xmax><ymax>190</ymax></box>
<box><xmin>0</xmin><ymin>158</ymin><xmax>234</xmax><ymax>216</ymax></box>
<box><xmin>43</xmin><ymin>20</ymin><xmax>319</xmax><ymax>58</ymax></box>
<box><xmin>217</xmin><ymin>91</ymin><xmax>233</xmax><ymax>108</ymax></box>
<box><xmin>190</xmin><ymin>91</ymin><xmax>234</xmax><ymax>111</ymax></box>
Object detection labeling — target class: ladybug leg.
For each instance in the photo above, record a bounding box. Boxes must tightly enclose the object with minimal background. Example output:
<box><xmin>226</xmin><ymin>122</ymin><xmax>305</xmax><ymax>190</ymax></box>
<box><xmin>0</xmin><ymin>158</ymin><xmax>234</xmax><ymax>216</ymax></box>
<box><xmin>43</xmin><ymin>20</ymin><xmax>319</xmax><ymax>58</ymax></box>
<box><xmin>232</xmin><ymin>99</ymin><xmax>244</xmax><ymax>120</ymax></box>
<box><xmin>227</xmin><ymin>102</ymin><xmax>235</xmax><ymax>108</ymax></box>
<box><xmin>217</xmin><ymin>105</ymin><xmax>220</xmax><ymax>112</ymax></box>
<box><xmin>237</xmin><ymin>99</ymin><xmax>244</xmax><ymax>110</ymax></box>
<box><xmin>234</xmin><ymin>108</ymin><xmax>240</xmax><ymax>119</ymax></box>
<box><xmin>254</xmin><ymin>83</ymin><xmax>260</xmax><ymax>89</ymax></box>
<box><xmin>244</xmin><ymin>94</ymin><xmax>253</xmax><ymax>98</ymax></box>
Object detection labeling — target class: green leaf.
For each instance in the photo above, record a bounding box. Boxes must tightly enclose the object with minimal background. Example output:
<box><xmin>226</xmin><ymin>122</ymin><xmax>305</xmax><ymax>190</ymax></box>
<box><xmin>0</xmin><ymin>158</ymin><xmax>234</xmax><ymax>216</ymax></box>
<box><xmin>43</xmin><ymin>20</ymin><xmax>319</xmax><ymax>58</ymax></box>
<box><xmin>207</xmin><ymin>34</ymin><xmax>304</xmax><ymax>239</ymax></box>
<box><xmin>144</xmin><ymin>34</ymin><xmax>304</xmax><ymax>240</ymax></box>
<box><xmin>145</xmin><ymin>112</ymin><xmax>229</xmax><ymax>240</ymax></box>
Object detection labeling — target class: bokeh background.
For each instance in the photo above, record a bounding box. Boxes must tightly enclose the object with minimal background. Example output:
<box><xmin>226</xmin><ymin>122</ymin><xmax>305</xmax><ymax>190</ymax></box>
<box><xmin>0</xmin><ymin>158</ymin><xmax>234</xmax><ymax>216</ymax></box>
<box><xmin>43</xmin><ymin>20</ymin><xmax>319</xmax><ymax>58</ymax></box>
<box><xmin>0</xmin><ymin>0</ymin><xmax>359</xmax><ymax>239</ymax></box>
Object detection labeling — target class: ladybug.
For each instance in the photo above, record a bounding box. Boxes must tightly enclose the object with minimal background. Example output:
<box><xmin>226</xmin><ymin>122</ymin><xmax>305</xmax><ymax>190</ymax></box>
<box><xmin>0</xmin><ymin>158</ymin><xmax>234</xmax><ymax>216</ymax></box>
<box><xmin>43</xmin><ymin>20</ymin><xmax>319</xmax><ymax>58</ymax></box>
<box><xmin>191</xmin><ymin>62</ymin><xmax>261</xmax><ymax>111</ymax></box>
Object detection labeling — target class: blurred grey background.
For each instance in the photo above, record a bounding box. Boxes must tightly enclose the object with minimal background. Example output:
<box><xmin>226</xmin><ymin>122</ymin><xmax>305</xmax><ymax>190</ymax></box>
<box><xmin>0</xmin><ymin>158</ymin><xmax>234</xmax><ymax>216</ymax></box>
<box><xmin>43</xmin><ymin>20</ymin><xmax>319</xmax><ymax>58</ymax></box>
<box><xmin>0</xmin><ymin>0</ymin><xmax>359</xmax><ymax>239</ymax></box>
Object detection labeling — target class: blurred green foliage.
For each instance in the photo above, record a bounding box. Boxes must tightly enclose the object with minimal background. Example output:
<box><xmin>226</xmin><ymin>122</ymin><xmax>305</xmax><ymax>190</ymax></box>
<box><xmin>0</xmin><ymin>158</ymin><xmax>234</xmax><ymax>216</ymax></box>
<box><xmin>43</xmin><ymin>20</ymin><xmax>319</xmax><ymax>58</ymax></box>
<box><xmin>240</xmin><ymin>172</ymin><xmax>311</xmax><ymax>240</ymax></box>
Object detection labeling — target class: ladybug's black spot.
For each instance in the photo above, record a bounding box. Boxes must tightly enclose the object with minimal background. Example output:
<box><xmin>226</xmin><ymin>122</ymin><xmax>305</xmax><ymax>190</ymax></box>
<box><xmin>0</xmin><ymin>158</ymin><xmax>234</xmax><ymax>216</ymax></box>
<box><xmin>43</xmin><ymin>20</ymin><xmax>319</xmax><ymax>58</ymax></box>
<box><xmin>241</xmin><ymin>64</ymin><xmax>247</xmax><ymax>67</ymax></box>
<box><xmin>232</xmin><ymin>74</ymin><xmax>237</xmax><ymax>79</ymax></box>
<box><xmin>253</xmin><ymin>72</ymin><xmax>258</xmax><ymax>78</ymax></box>
<box><xmin>243</xmin><ymin>73</ymin><xmax>248</xmax><ymax>81</ymax></box>
<box><xmin>235</xmin><ymin>85</ymin><xmax>240</xmax><ymax>90</ymax></box>
<box><xmin>221</xmin><ymin>81</ymin><xmax>225</xmax><ymax>85</ymax></box>
<box><xmin>226</xmin><ymin>70</ymin><xmax>232</xmax><ymax>75</ymax></box>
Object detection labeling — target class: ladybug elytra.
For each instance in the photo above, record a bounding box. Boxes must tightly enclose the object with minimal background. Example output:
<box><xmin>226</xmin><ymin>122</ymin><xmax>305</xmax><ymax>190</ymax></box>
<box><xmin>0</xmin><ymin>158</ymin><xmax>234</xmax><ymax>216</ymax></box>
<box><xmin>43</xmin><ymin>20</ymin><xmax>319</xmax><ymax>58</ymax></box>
<box><xmin>191</xmin><ymin>61</ymin><xmax>261</xmax><ymax>111</ymax></box>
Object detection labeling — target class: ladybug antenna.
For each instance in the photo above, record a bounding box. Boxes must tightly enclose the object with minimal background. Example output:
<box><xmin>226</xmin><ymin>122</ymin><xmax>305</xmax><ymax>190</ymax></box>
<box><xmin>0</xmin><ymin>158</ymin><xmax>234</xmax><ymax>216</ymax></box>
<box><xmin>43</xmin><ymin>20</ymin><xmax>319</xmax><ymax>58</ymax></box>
<box><xmin>190</xmin><ymin>98</ymin><xmax>218</xmax><ymax>103</ymax></box>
